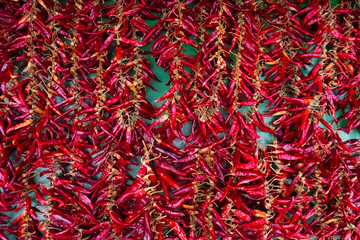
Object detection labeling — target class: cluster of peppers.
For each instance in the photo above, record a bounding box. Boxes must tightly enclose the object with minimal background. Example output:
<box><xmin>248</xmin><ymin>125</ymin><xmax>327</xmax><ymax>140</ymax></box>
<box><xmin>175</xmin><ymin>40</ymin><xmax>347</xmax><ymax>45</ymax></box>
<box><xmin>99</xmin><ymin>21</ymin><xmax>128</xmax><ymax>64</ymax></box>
<box><xmin>0</xmin><ymin>0</ymin><xmax>360</xmax><ymax>239</ymax></box>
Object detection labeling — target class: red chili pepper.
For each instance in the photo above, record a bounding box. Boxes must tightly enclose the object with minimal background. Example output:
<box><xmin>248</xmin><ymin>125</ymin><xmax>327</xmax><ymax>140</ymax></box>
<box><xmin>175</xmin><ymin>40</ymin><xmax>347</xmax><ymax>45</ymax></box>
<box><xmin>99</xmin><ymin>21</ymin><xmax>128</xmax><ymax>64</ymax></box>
<box><xmin>144</xmin><ymin>20</ymin><xmax>164</xmax><ymax>43</ymax></box>
<box><xmin>220</xmin><ymin>176</ymin><xmax>234</xmax><ymax>202</ymax></box>
<box><xmin>156</xmin><ymin>168</ymin><xmax>180</xmax><ymax>189</ymax></box>
<box><xmin>157</xmin><ymin>162</ymin><xmax>187</xmax><ymax>177</ymax></box>
<box><xmin>239</xmin><ymin>218</ymin><xmax>265</xmax><ymax>231</ymax></box>
<box><xmin>233</xmin><ymin>209</ymin><xmax>252</xmax><ymax>222</ymax></box>
<box><xmin>91</xmin><ymin>32</ymin><xmax>115</xmax><ymax>57</ymax></box>
<box><xmin>160</xmin><ymin>179</ymin><xmax>170</xmax><ymax>203</ymax></box>
<box><xmin>163</xmin><ymin>218</ymin><xmax>187</xmax><ymax>240</ymax></box>
<box><xmin>155</xmin><ymin>223</ymin><xmax>163</xmax><ymax>240</ymax></box>
<box><xmin>115</xmin><ymin>176</ymin><xmax>145</xmax><ymax>205</ymax></box>
<box><xmin>299</xmin><ymin>109</ymin><xmax>311</xmax><ymax>146</ymax></box>
<box><xmin>153</xmin><ymin>201</ymin><xmax>185</xmax><ymax>217</ymax></box>
<box><xmin>148</xmin><ymin>115</ymin><xmax>169</xmax><ymax>131</ymax></box>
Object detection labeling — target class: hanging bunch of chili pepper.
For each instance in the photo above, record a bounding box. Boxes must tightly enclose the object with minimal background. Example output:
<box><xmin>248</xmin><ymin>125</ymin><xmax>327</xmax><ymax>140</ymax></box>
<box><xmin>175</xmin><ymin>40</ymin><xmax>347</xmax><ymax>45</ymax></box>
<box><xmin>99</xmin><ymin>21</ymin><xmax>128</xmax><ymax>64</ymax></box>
<box><xmin>1</xmin><ymin>0</ymin><xmax>360</xmax><ymax>239</ymax></box>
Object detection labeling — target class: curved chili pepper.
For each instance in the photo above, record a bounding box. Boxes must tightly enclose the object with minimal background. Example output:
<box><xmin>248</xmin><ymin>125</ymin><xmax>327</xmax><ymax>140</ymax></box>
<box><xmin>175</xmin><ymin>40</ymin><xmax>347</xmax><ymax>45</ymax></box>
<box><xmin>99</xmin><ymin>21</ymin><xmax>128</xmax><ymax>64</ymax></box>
<box><xmin>162</xmin><ymin>218</ymin><xmax>187</xmax><ymax>240</ymax></box>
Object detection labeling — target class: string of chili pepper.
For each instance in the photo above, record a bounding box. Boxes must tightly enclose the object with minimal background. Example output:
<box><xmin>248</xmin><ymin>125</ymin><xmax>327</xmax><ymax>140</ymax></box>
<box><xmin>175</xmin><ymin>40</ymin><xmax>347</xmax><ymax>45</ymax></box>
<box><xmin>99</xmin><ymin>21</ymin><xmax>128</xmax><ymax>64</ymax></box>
<box><xmin>263</xmin><ymin>1</ymin><xmax>322</xmax><ymax>238</ymax></box>
<box><xmin>175</xmin><ymin>3</ymin><xmax>208</xmax><ymax>238</ymax></box>
<box><xmin>71</xmin><ymin>2</ymin><xmax>110</xmax><ymax>237</ymax></box>
<box><xmin>148</xmin><ymin>0</ymin><xmax>207</xmax><ymax>235</ymax></box>
<box><xmin>313</xmin><ymin>3</ymin><xmax>358</xmax><ymax>237</ymax></box>
<box><xmin>258</xmin><ymin>0</ymin><xmax>318</xmax><ymax>238</ymax></box>
<box><xmin>97</xmin><ymin>1</ymin><xmax>160</xmax><ymax>238</ymax></box>
<box><xmin>183</xmin><ymin>0</ymin><xmax>234</xmax><ymax>238</ymax></box>
<box><xmin>81</xmin><ymin>1</ymin><xmax>153</xmax><ymax>238</ymax></box>
<box><xmin>228</xmin><ymin>0</ymin><xmax>266</xmax><ymax>238</ymax></box>
<box><xmin>145</xmin><ymin>0</ymin><xmax>199</xmax><ymax>235</ymax></box>
<box><xmin>323</xmin><ymin>2</ymin><xmax>360</xmax><ymax>236</ymax></box>
<box><xmin>34</xmin><ymin>3</ymin><xmax>63</xmax><ymax>238</ymax></box>
<box><xmin>225</xmin><ymin>1</ymin><xmax>272</xmax><ymax>238</ymax></box>
<box><xmin>0</xmin><ymin>2</ymin><xmax>30</xmax><ymax>237</ymax></box>
<box><xmin>190</xmin><ymin>0</ymin><xmax>230</xmax><ymax>141</ymax></box>
<box><xmin>332</xmin><ymin>1</ymin><xmax>360</xmax><ymax>236</ymax></box>
<box><xmin>305</xmin><ymin>3</ymin><xmax>347</xmax><ymax>237</ymax></box>
<box><xmin>186</xmin><ymin>1</ymin><xmax>215</xmax><ymax>236</ymax></box>
<box><xmin>88</xmin><ymin>1</ymin><xmax>134</xmax><ymax>238</ymax></box>
<box><xmin>258</xmin><ymin>2</ymin><xmax>306</xmax><ymax>237</ymax></box>
<box><xmin>107</xmin><ymin>0</ymin><xmax>169</xmax><ymax>238</ymax></box>
<box><xmin>1</xmin><ymin>0</ymin><xmax>49</xmax><ymax>238</ymax></box>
